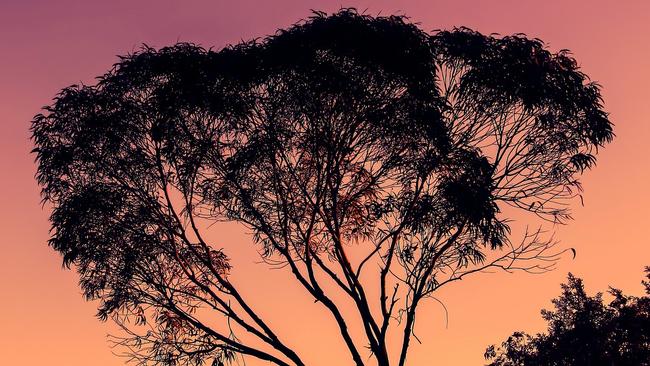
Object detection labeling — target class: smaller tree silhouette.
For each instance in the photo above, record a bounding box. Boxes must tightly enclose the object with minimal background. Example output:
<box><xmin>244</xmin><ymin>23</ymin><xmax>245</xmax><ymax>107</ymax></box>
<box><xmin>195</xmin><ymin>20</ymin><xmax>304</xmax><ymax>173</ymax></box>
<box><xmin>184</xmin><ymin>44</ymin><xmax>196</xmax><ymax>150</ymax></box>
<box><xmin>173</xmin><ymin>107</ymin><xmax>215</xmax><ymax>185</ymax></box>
<box><xmin>485</xmin><ymin>267</ymin><xmax>650</xmax><ymax>366</ymax></box>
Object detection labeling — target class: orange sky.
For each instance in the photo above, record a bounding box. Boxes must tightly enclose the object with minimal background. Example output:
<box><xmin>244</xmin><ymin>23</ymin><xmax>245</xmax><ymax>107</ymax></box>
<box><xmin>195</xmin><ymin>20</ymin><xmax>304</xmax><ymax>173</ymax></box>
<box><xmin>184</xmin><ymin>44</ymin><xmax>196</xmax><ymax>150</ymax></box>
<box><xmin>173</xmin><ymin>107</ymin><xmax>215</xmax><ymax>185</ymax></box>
<box><xmin>1</xmin><ymin>1</ymin><xmax>649</xmax><ymax>365</ymax></box>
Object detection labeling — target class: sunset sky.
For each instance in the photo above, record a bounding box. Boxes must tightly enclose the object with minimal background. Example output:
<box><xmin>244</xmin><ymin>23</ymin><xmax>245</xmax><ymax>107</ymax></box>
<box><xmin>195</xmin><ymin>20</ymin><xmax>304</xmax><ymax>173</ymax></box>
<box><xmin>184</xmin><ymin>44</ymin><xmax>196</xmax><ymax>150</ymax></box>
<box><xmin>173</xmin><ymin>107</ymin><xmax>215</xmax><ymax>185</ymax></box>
<box><xmin>1</xmin><ymin>1</ymin><xmax>649</xmax><ymax>365</ymax></box>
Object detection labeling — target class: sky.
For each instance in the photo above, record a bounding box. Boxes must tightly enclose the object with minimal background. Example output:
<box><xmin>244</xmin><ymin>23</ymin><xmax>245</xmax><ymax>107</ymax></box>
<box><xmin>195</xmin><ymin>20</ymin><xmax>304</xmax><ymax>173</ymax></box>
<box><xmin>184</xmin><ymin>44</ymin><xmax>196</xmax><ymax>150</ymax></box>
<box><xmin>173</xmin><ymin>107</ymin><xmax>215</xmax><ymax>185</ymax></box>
<box><xmin>0</xmin><ymin>0</ymin><xmax>649</xmax><ymax>365</ymax></box>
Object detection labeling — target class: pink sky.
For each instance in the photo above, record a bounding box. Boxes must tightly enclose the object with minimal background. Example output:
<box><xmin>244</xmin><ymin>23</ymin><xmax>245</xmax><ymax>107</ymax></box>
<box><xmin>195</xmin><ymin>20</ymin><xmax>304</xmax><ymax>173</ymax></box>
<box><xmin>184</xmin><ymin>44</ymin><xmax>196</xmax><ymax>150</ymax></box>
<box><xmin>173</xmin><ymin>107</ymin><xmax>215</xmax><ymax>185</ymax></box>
<box><xmin>1</xmin><ymin>1</ymin><xmax>649</xmax><ymax>365</ymax></box>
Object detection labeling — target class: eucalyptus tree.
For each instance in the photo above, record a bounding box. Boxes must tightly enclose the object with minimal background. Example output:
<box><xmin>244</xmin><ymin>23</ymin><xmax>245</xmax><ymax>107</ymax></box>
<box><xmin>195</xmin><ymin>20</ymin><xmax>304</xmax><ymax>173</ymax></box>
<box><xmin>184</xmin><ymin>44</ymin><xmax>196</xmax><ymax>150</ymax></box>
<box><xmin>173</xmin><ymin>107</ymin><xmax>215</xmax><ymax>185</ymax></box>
<box><xmin>32</xmin><ymin>9</ymin><xmax>613</xmax><ymax>366</ymax></box>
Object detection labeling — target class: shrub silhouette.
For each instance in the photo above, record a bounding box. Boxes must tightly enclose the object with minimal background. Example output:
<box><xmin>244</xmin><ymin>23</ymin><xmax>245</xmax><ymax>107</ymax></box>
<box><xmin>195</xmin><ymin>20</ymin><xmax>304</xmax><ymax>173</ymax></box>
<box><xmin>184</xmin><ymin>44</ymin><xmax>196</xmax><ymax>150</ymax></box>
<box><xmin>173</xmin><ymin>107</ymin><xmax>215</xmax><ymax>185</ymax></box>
<box><xmin>486</xmin><ymin>268</ymin><xmax>650</xmax><ymax>366</ymax></box>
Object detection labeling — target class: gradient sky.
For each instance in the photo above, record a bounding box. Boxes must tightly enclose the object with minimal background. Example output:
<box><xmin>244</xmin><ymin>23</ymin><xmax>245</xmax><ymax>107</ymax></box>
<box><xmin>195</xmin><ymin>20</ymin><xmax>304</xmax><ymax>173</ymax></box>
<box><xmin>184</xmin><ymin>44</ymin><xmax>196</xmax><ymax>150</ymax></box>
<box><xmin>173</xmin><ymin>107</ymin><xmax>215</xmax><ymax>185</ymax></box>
<box><xmin>1</xmin><ymin>1</ymin><xmax>649</xmax><ymax>365</ymax></box>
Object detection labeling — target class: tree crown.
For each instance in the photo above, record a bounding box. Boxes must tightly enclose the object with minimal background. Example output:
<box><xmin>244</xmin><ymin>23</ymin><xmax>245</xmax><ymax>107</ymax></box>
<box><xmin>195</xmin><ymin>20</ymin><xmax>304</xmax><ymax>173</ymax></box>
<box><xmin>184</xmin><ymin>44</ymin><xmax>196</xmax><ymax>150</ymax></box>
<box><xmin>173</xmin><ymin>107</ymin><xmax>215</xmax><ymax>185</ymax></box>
<box><xmin>32</xmin><ymin>9</ymin><xmax>613</xmax><ymax>366</ymax></box>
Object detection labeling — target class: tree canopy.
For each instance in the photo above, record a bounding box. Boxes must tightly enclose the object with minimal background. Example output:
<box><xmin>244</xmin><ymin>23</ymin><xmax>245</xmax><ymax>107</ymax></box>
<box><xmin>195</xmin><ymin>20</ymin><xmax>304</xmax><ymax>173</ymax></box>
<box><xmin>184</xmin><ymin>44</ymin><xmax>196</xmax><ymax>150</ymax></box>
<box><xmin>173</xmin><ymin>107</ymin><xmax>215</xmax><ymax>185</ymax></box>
<box><xmin>485</xmin><ymin>268</ymin><xmax>650</xmax><ymax>366</ymax></box>
<box><xmin>32</xmin><ymin>9</ymin><xmax>613</xmax><ymax>366</ymax></box>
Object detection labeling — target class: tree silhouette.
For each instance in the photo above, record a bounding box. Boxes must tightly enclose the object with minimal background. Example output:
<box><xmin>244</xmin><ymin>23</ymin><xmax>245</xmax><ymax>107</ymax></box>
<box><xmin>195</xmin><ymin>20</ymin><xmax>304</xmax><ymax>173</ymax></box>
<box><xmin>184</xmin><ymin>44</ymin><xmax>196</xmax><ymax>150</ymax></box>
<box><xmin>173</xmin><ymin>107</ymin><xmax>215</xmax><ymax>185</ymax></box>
<box><xmin>32</xmin><ymin>9</ymin><xmax>613</xmax><ymax>366</ymax></box>
<box><xmin>485</xmin><ymin>268</ymin><xmax>650</xmax><ymax>366</ymax></box>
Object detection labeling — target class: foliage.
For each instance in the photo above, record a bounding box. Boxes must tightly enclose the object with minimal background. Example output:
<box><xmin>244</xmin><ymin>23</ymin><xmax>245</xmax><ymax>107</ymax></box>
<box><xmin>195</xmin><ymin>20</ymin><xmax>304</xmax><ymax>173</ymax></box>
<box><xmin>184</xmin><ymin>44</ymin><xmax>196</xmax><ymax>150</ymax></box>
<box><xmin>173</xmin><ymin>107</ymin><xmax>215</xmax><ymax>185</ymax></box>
<box><xmin>32</xmin><ymin>9</ymin><xmax>613</xmax><ymax>366</ymax></box>
<box><xmin>485</xmin><ymin>268</ymin><xmax>650</xmax><ymax>366</ymax></box>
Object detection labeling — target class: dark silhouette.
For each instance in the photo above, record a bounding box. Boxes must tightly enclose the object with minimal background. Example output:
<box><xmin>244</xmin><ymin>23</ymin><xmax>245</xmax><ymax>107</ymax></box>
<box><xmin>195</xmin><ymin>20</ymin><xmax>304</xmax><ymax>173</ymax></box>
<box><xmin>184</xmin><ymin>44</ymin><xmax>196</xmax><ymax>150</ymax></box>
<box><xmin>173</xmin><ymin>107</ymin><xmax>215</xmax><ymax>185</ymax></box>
<box><xmin>32</xmin><ymin>9</ymin><xmax>613</xmax><ymax>366</ymax></box>
<box><xmin>485</xmin><ymin>268</ymin><xmax>650</xmax><ymax>366</ymax></box>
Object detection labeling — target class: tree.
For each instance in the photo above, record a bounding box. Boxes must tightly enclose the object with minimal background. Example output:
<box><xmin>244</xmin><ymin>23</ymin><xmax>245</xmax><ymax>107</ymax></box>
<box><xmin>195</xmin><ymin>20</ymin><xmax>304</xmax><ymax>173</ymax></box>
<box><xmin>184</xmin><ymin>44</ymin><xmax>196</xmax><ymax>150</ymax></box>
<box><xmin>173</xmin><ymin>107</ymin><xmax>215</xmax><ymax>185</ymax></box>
<box><xmin>32</xmin><ymin>9</ymin><xmax>613</xmax><ymax>366</ymax></box>
<box><xmin>485</xmin><ymin>268</ymin><xmax>650</xmax><ymax>366</ymax></box>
